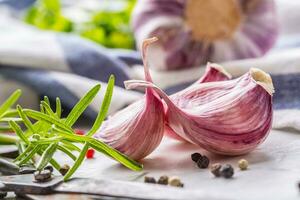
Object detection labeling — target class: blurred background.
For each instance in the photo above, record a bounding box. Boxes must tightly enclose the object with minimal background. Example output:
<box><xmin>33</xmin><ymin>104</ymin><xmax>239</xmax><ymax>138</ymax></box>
<box><xmin>0</xmin><ymin>0</ymin><xmax>300</xmax><ymax>120</ymax></box>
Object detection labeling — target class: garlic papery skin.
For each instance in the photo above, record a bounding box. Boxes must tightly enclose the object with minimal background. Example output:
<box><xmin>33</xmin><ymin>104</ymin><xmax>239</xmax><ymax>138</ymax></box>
<box><xmin>125</xmin><ymin>68</ymin><xmax>274</xmax><ymax>155</ymax></box>
<box><xmin>195</xmin><ymin>63</ymin><xmax>232</xmax><ymax>84</ymax></box>
<box><xmin>94</xmin><ymin>38</ymin><xmax>165</xmax><ymax>160</ymax></box>
<box><xmin>131</xmin><ymin>0</ymin><xmax>278</xmax><ymax>70</ymax></box>
<box><xmin>165</xmin><ymin>62</ymin><xmax>232</xmax><ymax>141</ymax></box>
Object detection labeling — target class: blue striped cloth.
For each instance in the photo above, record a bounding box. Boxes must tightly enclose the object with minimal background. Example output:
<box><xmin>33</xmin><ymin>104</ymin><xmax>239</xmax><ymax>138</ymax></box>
<box><xmin>1</xmin><ymin>1</ymin><xmax>300</xmax><ymax>132</ymax></box>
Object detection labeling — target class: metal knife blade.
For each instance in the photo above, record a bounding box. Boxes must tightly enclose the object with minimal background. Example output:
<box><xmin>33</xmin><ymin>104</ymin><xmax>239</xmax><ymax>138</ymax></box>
<box><xmin>0</xmin><ymin>174</ymin><xmax>213</xmax><ymax>200</ymax></box>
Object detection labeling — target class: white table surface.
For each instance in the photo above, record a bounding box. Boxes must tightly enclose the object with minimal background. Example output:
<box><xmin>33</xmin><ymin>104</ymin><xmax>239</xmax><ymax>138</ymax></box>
<box><xmin>56</xmin><ymin>129</ymin><xmax>300</xmax><ymax>200</ymax></box>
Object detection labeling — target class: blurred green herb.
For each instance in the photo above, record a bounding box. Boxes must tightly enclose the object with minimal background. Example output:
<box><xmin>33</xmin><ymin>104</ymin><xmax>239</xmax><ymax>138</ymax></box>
<box><xmin>24</xmin><ymin>0</ymin><xmax>136</xmax><ymax>49</ymax></box>
<box><xmin>24</xmin><ymin>0</ymin><xmax>72</xmax><ymax>32</ymax></box>
<box><xmin>0</xmin><ymin>75</ymin><xmax>142</xmax><ymax>181</ymax></box>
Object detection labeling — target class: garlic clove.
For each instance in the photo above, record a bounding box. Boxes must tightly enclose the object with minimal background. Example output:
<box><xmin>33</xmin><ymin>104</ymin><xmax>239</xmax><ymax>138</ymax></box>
<box><xmin>94</xmin><ymin>38</ymin><xmax>165</xmax><ymax>160</ymax></box>
<box><xmin>125</xmin><ymin>68</ymin><xmax>274</xmax><ymax>155</ymax></box>
<box><xmin>165</xmin><ymin>62</ymin><xmax>232</xmax><ymax>141</ymax></box>
<box><xmin>195</xmin><ymin>62</ymin><xmax>232</xmax><ymax>84</ymax></box>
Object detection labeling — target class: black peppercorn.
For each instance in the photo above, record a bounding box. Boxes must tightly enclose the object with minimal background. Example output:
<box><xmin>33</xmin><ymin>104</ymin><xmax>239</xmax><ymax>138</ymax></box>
<box><xmin>44</xmin><ymin>165</ymin><xmax>54</xmax><ymax>173</ymax></box>
<box><xmin>210</xmin><ymin>163</ymin><xmax>222</xmax><ymax>177</ymax></box>
<box><xmin>191</xmin><ymin>153</ymin><xmax>202</xmax><ymax>162</ymax></box>
<box><xmin>59</xmin><ymin>164</ymin><xmax>70</xmax><ymax>176</ymax></box>
<box><xmin>220</xmin><ymin>164</ymin><xmax>234</xmax><ymax>178</ymax></box>
<box><xmin>158</xmin><ymin>175</ymin><xmax>169</xmax><ymax>185</ymax></box>
<box><xmin>34</xmin><ymin>169</ymin><xmax>52</xmax><ymax>182</ymax></box>
<box><xmin>144</xmin><ymin>176</ymin><xmax>156</xmax><ymax>184</ymax></box>
<box><xmin>197</xmin><ymin>155</ymin><xmax>210</xmax><ymax>168</ymax></box>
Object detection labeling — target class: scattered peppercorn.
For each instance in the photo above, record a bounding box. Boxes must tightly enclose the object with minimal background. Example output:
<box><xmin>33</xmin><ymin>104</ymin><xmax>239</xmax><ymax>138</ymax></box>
<box><xmin>179</xmin><ymin>183</ymin><xmax>184</xmax><ymax>188</ymax></box>
<box><xmin>210</xmin><ymin>163</ymin><xmax>222</xmax><ymax>177</ymax></box>
<box><xmin>144</xmin><ymin>176</ymin><xmax>156</xmax><ymax>184</ymax></box>
<box><xmin>74</xmin><ymin>129</ymin><xmax>85</xmax><ymax>135</ymax></box>
<box><xmin>86</xmin><ymin>148</ymin><xmax>95</xmax><ymax>159</ymax></box>
<box><xmin>191</xmin><ymin>152</ymin><xmax>202</xmax><ymax>162</ymax></box>
<box><xmin>34</xmin><ymin>169</ymin><xmax>52</xmax><ymax>182</ymax></box>
<box><xmin>220</xmin><ymin>164</ymin><xmax>234</xmax><ymax>178</ymax></box>
<box><xmin>0</xmin><ymin>191</ymin><xmax>7</xmax><ymax>199</ymax></box>
<box><xmin>158</xmin><ymin>175</ymin><xmax>169</xmax><ymax>185</ymax></box>
<box><xmin>168</xmin><ymin>176</ymin><xmax>182</xmax><ymax>187</ymax></box>
<box><xmin>238</xmin><ymin>159</ymin><xmax>248</xmax><ymax>170</ymax></box>
<box><xmin>44</xmin><ymin>165</ymin><xmax>54</xmax><ymax>173</ymax></box>
<box><xmin>197</xmin><ymin>155</ymin><xmax>210</xmax><ymax>169</ymax></box>
<box><xmin>59</xmin><ymin>164</ymin><xmax>70</xmax><ymax>176</ymax></box>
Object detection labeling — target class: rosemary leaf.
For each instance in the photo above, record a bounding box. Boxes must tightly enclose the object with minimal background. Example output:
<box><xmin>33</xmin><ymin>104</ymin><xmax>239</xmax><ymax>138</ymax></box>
<box><xmin>0</xmin><ymin>126</ymin><xmax>13</xmax><ymax>132</ymax></box>
<box><xmin>23</xmin><ymin>110</ymin><xmax>73</xmax><ymax>133</ymax></box>
<box><xmin>63</xmin><ymin>143</ymin><xmax>89</xmax><ymax>181</ymax></box>
<box><xmin>18</xmin><ymin>145</ymin><xmax>41</xmax><ymax>166</ymax></box>
<box><xmin>44</xmin><ymin>96</ymin><xmax>50</xmax><ymax>107</ymax></box>
<box><xmin>0</xmin><ymin>90</ymin><xmax>21</xmax><ymax>118</ymax></box>
<box><xmin>37</xmin><ymin>149</ymin><xmax>61</xmax><ymax>171</ymax></box>
<box><xmin>0</xmin><ymin>133</ymin><xmax>18</xmax><ymax>144</ymax></box>
<box><xmin>9</xmin><ymin>121</ymin><xmax>29</xmax><ymax>144</ymax></box>
<box><xmin>0</xmin><ymin>117</ymin><xmax>22</xmax><ymax>122</ymax></box>
<box><xmin>14</xmin><ymin>144</ymin><xmax>33</xmax><ymax>162</ymax></box>
<box><xmin>88</xmin><ymin>139</ymin><xmax>142</xmax><ymax>171</ymax></box>
<box><xmin>37</xmin><ymin>142</ymin><xmax>58</xmax><ymax>171</ymax></box>
<box><xmin>60</xmin><ymin>141</ymin><xmax>80</xmax><ymax>152</ymax></box>
<box><xmin>56</xmin><ymin>97</ymin><xmax>62</xmax><ymax>118</ymax></box>
<box><xmin>87</xmin><ymin>75</ymin><xmax>114</xmax><ymax>136</ymax></box>
<box><xmin>49</xmin><ymin>158</ymin><xmax>61</xmax><ymax>171</ymax></box>
<box><xmin>65</xmin><ymin>84</ymin><xmax>101</xmax><ymax>127</ymax></box>
<box><xmin>31</xmin><ymin>137</ymin><xmax>62</xmax><ymax>145</ymax></box>
<box><xmin>57</xmin><ymin>145</ymin><xmax>76</xmax><ymax>161</ymax></box>
<box><xmin>17</xmin><ymin>105</ymin><xmax>35</xmax><ymax>133</ymax></box>
<box><xmin>2</xmin><ymin>110</ymin><xmax>19</xmax><ymax>118</ymax></box>
<box><xmin>41</xmin><ymin>101</ymin><xmax>56</xmax><ymax>117</ymax></box>
<box><xmin>40</xmin><ymin>104</ymin><xmax>45</xmax><ymax>114</ymax></box>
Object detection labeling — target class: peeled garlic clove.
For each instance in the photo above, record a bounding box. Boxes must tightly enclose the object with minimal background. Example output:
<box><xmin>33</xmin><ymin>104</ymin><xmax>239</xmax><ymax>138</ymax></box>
<box><xmin>94</xmin><ymin>38</ymin><xmax>165</xmax><ymax>160</ymax></box>
<box><xmin>125</xmin><ymin>68</ymin><xmax>274</xmax><ymax>155</ymax></box>
<box><xmin>165</xmin><ymin>62</ymin><xmax>232</xmax><ymax>141</ymax></box>
<box><xmin>132</xmin><ymin>0</ymin><xmax>278</xmax><ymax>70</ymax></box>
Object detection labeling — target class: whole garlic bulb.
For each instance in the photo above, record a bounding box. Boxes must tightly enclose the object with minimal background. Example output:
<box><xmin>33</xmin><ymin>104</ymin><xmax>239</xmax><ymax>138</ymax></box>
<box><xmin>131</xmin><ymin>0</ymin><xmax>278</xmax><ymax>70</ymax></box>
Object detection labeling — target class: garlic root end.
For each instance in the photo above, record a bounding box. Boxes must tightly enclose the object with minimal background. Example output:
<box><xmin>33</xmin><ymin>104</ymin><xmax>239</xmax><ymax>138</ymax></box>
<box><xmin>250</xmin><ymin>68</ymin><xmax>274</xmax><ymax>96</ymax></box>
<box><xmin>208</xmin><ymin>62</ymin><xmax>232</xmax><ymax>79</ymax></box>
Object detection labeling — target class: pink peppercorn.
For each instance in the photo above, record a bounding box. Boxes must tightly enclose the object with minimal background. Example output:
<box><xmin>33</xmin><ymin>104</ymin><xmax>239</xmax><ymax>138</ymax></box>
<box><xmin>86</xmin><ymin>148</ymin><xmax>95</xmax><ymax>159</ymax></box>
<box><xmin>75</xmin><ymin>129</ymin><xmax>85</xmax><ymax>135</ymax></box>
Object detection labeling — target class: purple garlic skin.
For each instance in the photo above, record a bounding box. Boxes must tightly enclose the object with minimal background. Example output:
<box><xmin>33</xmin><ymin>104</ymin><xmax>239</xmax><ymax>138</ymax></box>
<box><xmin>164</xmin><ymin>69</ymin><xmax>273</xmax><ymax>155</ymax></box>
<box><xmin>131</xmin><ymin>0</ymin><xmax>278</xmax><ymax>70</ymax></box>
<box><xmin>126</xmin><ymin>68</ymin><xmax>274</xmax><ymax>155</ymax></box>
<box><xmin>95</xmin><ymin>90</ymin><xmax>164</xmax><ymax>160</ymax></box>
<box><xmin>165</xmin><ymin>63</ymin><xmax>232</xmax><ymax>141</ymax></box>
<box><xmin>94</xmin><ymin>38</ymin><xmax>165</xmax><ymax>160</ymax></box>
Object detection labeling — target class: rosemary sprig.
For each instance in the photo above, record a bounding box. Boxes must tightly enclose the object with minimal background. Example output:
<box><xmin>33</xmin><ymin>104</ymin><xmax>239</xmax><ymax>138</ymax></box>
<box><xmin>0</xmin><ymin>90</ymin><xmax>22</xmax><ymax>134</ymax></box>
<box><xmin>3</xmin><ymin>75</ymin><xmax>142</xmax><ymax>181</ymax></box>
